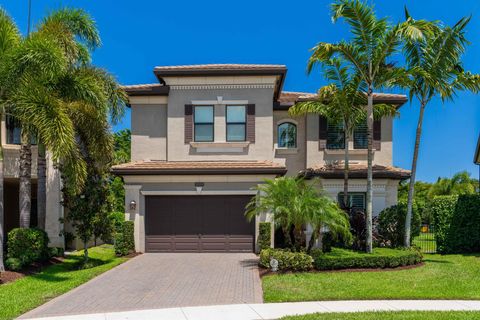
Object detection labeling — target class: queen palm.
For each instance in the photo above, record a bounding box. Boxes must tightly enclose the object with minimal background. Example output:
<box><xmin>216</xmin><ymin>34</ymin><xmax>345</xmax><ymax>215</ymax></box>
<box><xmin>402</xmin><ymin>13</ymin><xmax>480</xmax><ymax>246</ymax></box>
<box><xmin>289</xmin><ymin>58</ymin><xmax>397</xmax><ymax>210</ymax></box>
<box><xmin>308</xmin><ymin>0</ymin><xmax>429</xmax><ymax>252</ymax></box>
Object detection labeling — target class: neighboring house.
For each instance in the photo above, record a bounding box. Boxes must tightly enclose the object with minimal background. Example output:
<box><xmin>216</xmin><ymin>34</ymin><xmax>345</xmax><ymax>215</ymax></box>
<box><xmin>2</xmin><ymin>116</ymin><xmax>64</xmax><ymax>248</ymax></box>
<box><xmin>112</xmin><ymin>64</ymin><xmax>410</xmax><ymax>253</ymax></box>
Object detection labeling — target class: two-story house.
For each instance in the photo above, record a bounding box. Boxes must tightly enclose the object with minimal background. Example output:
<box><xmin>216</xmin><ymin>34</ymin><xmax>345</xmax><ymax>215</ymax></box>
<box><xmin>112</xmin><ymin>64</ymin><xmax>410</xmax><ymax>253</ymax></box>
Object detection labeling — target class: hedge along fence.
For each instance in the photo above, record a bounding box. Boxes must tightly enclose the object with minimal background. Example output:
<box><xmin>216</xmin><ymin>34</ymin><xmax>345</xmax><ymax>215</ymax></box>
<box><xmin>114</xmin><ymin>221</ymin><xmax>135</xmax><ymax>256</ymax></box>
<box><xmin>258</xmin><ymin>222</ymin><xmax>272</xmax><ymax>251</ymax></box>
<box><xmin>432</xmin><ymin>194</ymin><xmax>480</xmax><ymax>254</ymax></box>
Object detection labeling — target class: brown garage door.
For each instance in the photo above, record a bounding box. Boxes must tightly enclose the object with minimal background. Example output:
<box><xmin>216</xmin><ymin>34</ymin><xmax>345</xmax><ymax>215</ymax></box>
<box><xmin>145</xmin><ymin>195</ymin><xmax>255</xmax><ymax>252</ymax></box>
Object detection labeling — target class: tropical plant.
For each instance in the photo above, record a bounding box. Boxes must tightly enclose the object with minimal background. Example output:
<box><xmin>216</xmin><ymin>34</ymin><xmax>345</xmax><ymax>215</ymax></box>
<box><xmin>307</xmin><ymin>0</ymin><xmax>429</xmax><ymax>252</ymax></box>
<box><xmin>245</xmin><ymin>177</ymin><xmax>351</xmax><ymax>252</ymax></box>
<box><xmin>428</xmin><ymin>171</ymin><xmax>477</xmax><ymax>198</ymax></box>
<box><xmin>402</xmin><ymin>12</ymin><xmax>480</xmax><ymax>247</ymax></box>
<box><xmin>289</xmin><ymin>57</ymin><xmax>397</xmax><ymax>209</ymax></box>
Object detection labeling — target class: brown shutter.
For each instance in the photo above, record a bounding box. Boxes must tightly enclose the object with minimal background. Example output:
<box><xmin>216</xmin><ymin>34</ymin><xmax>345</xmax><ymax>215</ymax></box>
<box><xmin>184</xmin><ymin>104</ymin><xmax>193</xmax><ymax>143</ymax></box>
<box><xmin>247</xmin><ymin>104</ymin><xmax>255</xmax><ymax>143</ymax></box>
<box><xmin>373</xmin><ymin>119</ymin><xmax>381</xmax><ymax>150</ymax></box>
<box><xmin>318</xmin><ymin>116</ymin><xmax>328</xmax><ymax>150</ymax></box>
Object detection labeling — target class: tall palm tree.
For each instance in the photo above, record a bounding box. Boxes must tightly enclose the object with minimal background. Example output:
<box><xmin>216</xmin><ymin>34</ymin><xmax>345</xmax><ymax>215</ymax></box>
<box><xmin>307</xmin><ymin>0</ymin><xmax>428</xmax><ymax>252</ymax></box>
<box><xmin>289</xmin><ymin>58</ymin><xmax>397</xmax><ymax>209</ymax></box>
<box><xmin>402</xmin><ymin>12</ymin><xmax>480</xmax><ymax>246</ymax></box>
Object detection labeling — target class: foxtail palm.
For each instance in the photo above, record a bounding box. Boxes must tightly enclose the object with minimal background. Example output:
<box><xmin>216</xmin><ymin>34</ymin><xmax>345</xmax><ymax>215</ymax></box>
<box><xmin>402</xmin><ymin>13</ymin><xmax>480</xmax><ymax>246</ymax></box>
<box><xmin>308</xmin><ymin>0</ymin><xmax>429</xmax><ymax>252</ymax></box>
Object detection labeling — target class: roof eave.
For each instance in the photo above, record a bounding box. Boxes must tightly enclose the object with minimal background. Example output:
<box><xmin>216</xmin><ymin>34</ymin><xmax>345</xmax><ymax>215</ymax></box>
<box><xmin>111</xmin><ymin>167</ymin><xmax>288</xmax><ymax>176</ymax></box>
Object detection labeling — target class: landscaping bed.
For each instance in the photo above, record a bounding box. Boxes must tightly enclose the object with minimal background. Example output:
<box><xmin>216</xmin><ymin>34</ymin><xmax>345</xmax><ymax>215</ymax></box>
<box><xmin>280</xmin><ymin>311</ymin><xmax>480</xmax><ymax>320</ymax></box>
<box><xmin>0</xmin><ymin>257</ymin><xmax>64</xmax><ymax>285</ymax></box>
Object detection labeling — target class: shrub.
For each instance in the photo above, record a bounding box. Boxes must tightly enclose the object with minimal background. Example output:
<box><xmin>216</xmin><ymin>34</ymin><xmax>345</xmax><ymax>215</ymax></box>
<box><xmin>5</xmin><ymin>258</ymin><xmax>22</xmax><ymax>271</ymax></box>
<box><xmin>48</xmin><ymin>247</ymin><xmax>64</xmax><ymax>258</ymax></box>
<box><xmin>431</xmin><ymin>195</ymin><xmax>458</xmax><ymax>253</ymax></box>
<box><xmin>258</xmin><ymin>222</ymin><xmax>272</xmax><ymax>251</ymax></box>
<box><xmin>259</xmin><ymin>248</ymin><xmax>313</xmax><ymax>271</ymax></box>
<box><xmin>377</xmin><ymin>202</ymin><xmax>421</xmax><ymax>247</ymax></box>
<box><xmin>114</xmin><ymin>221</ymin><xmax>135</xmax><ymax>256</ymax></box>
<box><xmin>311</xmin><ymin>247</ymin><xmax>423</xmax><ymax>270</ymax></box>
<box><xmin>109</xmin><ymin>211</ymin><xmax>125</xmax><ymax>232</ymax></box>
<box><xmin>7</xmin><ymin>228</ymin><xmax>50</xmax><ymax>268</ymax></box>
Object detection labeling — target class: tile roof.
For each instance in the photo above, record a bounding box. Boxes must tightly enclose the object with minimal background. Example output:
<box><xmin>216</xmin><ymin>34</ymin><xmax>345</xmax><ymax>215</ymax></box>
<box><xmin>153</xmin><ymin>64</ymin><xmax>287</xmax><ymax>72</ymax></box>
<box><xmin>278</xmin><ymin>91</ymin><xmax>407</xmax><ymax>104</ymax></box>
<box><xmin>112</xmin><ymin>160</ymin><xmax>287</xmax><ymax>175</ymax></box>
<box><xmin>302</xmin><ymin>164</ymin><xmax>411</xmax><ymax>180</ymax></box>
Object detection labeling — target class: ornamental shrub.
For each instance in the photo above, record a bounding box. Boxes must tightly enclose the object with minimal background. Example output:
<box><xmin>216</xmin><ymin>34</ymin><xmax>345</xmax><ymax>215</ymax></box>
<box><xmin>377</xmin><ymin>202</ymin><xmax>421</xmax><ymax>247</ymax></box>
<box><xmin>431</xmin><ymin>195</ymin><xmax>458</xmax><ymax>253</ymax></box>
<box><xmin>114</xmin><ymin>221</ymin><xmax>135</xmax><ymax>256</ymax></box>
<box><xmin>310</xmin><ymin>247</ymin><xmax>422</xmax><ymax>270</ymax></box>
<box><xmin>5</xmin><ymin>258</ymin><xmax>22</xmax><ymax>271</ymax></box>
<box><xmin>258</xmin><ymin>222</ymin><xmax>272</xmax><ymax>251</ymax></box>
<box><xmin>7</xmin><ymin>228</ymin><xmax>50</xmax><ymax>268</ymax></box>
<box><xmin>259</xmin><ymin>248</ymin><xmax>313</xmax><ymax>271</ymax></box>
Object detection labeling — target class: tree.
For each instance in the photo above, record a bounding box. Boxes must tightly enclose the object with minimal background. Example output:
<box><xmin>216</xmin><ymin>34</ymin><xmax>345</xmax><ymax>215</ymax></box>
<box><xmin>289</xmin><ymin>58</ymin><xmax>397</xmax><ymax>209</ymax></box>
<box><xmin>428</xmin><ymin>171</ymin><xmax>477</xmax><ymax>198</ymax></box>
<box><xmin>403</xmin><ymin>12</ymin><xmax>480</xmax><ymax>247</ymax></box>
<box><xmin>245</xmin><ymin>177</ymin><xmax>351</xmax><ymax>252</ymax></box>
<box><xmin>307</xmin><ymin>0</ymin><xmax>428</xmax><ymax>252</ymax></box>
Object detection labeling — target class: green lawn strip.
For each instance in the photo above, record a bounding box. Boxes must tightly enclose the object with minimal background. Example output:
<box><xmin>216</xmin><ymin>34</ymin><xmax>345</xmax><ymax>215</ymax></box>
<box><xmin>413</xmin><ymin>233</ymin><xmax>437</xmax><ymax>252</ymax></box>
<box><xmin>263</xmin><ymin>253</ymin><xmax>480</xmax><ymax>302</ymax></box>
<box><xmin>0</xmin><ymin>245</ymin><xmax>127</xmax><ymax>320</ymax></box>
<box><xmin>281</xmin><ymin>311</ymin><xmax>480</xmax><ymax>320</ymax></box>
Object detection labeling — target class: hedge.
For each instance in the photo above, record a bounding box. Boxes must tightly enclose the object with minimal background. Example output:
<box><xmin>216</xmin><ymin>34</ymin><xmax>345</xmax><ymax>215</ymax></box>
<box><xmin>310</xmin><ymin>247</ymin><xmax>423</xmax><ymax>270</ymax></box>
<box><xmin>258</xmin><ymin>222</ymin><xmax>272</xmax><ymax>251</ymax></box>
<box><xmin>432</xmin><ymin>194</ymin><xmax>480</xmax><ymax>253</ymax></box>
<box><xmin>377</xmin><ymin>202</ymin><xmax>421</xmax><ymax>247</ymax></box>
<box><xmin>114</xmin><ymin>221</ymin><xmax>135</xmax><ymax>256</ymax></box>
<box><xmin>7</xmin><ymin>228</ymin><xmax>50</xmax><ymax>269</ymax></box>
<box><xmin>259</xmin><ymin>248</ymin><xmax>313</xmax><ymax>271</ymax></box>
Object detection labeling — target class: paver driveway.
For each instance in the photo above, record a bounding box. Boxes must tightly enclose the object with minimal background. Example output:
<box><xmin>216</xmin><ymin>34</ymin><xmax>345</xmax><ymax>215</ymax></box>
<box><xmin>21</xmin><ymin>253</ymin><xmax>262</xmax><ymax>319</ymax></box>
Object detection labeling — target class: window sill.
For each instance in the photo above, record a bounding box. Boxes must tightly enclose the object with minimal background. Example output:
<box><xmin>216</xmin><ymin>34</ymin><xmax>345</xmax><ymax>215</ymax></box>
<box><xmin>275</xmin><ymin>148</ymin><xmax>298</xmax><ymax>155</ymax></box>
<box><xmin>190</xmin><ymin>141</ymin><xmax>250</xmax><ymax>153</ymax></box>
<box><xmin>324</xmin><ymin>149</ymin><xmax>371</xmax><ymax>155</ymax></box>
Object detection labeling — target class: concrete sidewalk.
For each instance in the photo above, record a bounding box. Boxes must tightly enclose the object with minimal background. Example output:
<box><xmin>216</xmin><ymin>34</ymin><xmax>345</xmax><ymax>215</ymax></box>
<box><xmin>25</xmin><ymin>300</ymin><xmax>480</xmax><ymax>320</ymax></box>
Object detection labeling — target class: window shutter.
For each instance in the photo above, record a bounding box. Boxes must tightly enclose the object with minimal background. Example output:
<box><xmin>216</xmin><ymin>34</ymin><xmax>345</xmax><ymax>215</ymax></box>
<box><xmin>184</xmin><ymin>104</ymin><xmax>193</xmax><ymax>143</ymax></box>
<box><xmin>318</xmin><ymin>116</ymin><xmax>327</xmax><ymax>150</ymax></box>
<box><xmin>373</xmin><ymin>119</ymin><xmax>381</xmax><ymax>150</ymax></box>
<box><xmin>247</xmin><ymin>104</ymin><xmax>255</xmax><ymax>143</ymax></box>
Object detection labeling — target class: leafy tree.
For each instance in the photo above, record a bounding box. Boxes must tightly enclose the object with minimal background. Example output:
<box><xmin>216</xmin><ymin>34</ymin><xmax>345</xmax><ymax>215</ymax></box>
<box><xmin>308</xmin><ymin>0</ymin><xmax>429</xmax><ymax>252</ymax></box>
<box><xmin>402</xmin><ymin>12</ymin><xmax>480</xmax><ymax>247</ymax></box>
<box><xmin>428</xmin><ymin>171</ymin><xmax>477</xmax><ymax>198</ymax></box>
<box><xmin>110</xmin><ymin>129</ymin><xmax>131</xmax><ymax>213</ymax></box>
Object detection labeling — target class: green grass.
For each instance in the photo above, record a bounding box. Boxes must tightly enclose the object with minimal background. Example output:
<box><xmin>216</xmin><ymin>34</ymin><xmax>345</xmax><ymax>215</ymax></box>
<box><xmin>281</xmin><ymin>311</ymin><xmax>480</xmax><ymax>320</ymax></box>
<box><xmin>413</xmin><ymin>233</ymin><xmax>437</xmax><ymax>253</ymax></box>
<box><xmin>263</xmin><ymin>253</ymin><xmax>480</xmax><ymax>302</ymax></box>
<box><xmin>0</xmin><ymin>245</ymin><xmax>126</xmax><ymax>320</ymax></box>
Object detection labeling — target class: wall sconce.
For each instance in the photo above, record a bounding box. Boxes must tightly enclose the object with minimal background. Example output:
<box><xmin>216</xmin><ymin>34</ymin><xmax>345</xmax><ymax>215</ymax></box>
<box><xmin>129</xmin><ymin>200</ymin><xmax>136</xmax><ymax>211</ymax></box>
<box><xmin>195</xmin><ymin>182</ymin><xmax>204</xmax><ymax>194</ymax></box>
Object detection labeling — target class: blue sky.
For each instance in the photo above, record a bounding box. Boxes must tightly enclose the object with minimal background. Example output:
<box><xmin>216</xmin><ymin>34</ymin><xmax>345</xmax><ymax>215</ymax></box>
<box><xmin>2</xmin><ymin>0</ymin><xmax>480</xmax><ymax>182</ymax></box>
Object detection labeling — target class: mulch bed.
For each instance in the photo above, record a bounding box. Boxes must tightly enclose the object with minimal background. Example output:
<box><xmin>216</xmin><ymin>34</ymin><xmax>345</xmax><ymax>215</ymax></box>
<box><xmin>0</xmin><ymin>257</ymin><xmax>64</xmax><ymax>285</ymax></box>
<box><xmin>259</xmin><ymin>262</ymin><xmax>425</xmax><ymax>277</ymax></box>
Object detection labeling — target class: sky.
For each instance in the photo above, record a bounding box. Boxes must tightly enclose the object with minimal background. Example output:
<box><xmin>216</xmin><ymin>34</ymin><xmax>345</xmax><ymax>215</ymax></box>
<box><xmin>2</xmin><ymin>0</ymin><xmax>480</xmax><ymax>182</ymax></box>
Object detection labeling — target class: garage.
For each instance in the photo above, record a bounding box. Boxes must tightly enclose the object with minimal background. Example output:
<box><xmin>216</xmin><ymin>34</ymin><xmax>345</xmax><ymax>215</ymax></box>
<box><xmin>145</xmin><ymin>195</ymin><xmax>255</xmax><ymax>252</ymax></box>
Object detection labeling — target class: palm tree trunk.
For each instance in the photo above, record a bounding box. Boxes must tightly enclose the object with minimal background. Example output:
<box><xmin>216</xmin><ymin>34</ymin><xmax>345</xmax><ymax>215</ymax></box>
<box><xmin>0</xmin><ymin>139</ymin><xmax>4</xmax><ymax>272</ymax></box>
<box><xmin>365</xmin><ymin>86</ymin><xmax>374</xmax><ymax>253</ymax></box>
<box><xmin>343</xmin><ymin>132</ymin><xmax>350</xmax><ymax>209</ymax></box>
<box><xmin>404</xmin><ymin>101</ymin><xmax>426</xmax><ymax>247</ymax></box>
<box><xmin>19</xmin><ymin>128</ymin><xmax>32</xmax><ymax>228</ymax></box>
<box><xmin>37</xmin><ymin>143</ymin><xmax>46</xmax><ymax>230</ymax></box>
<box><xmin>282</xmin><ymin>226</ymin><xmax>293</xmax><ymax>249</ymax></box>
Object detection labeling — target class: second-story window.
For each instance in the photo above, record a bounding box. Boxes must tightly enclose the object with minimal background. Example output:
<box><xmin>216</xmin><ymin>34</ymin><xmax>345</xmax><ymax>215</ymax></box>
<box><xmin>194</xmin><ymin>106</ymin><xmax>214</xmax><ymax>142</ymax></box>
<box><xmin>353</xmin><ymin>120</ymin><xmax>368</xmax><ymax>149</ymax></box>
<box><xmin>327</xmin><ymin>121</ymin><xmax>345</xmax><ymax>149</ymax></box>
<box><xmin>278</xmin><ymin>122</ymin><xmax>297</xmax><ymax>148</ymax></box>
<box><xmin>226</xmin><ymin>105</ymin><xmax>246</xmax><ymax>141</ymax></box>
<box><xmin>6</xmin><ymin>115</ymin><xmax>21</xmax><ymax>145</ymax></box>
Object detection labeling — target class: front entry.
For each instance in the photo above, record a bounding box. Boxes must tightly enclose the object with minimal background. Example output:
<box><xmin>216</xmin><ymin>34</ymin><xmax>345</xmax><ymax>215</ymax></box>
<box><xmin>145</xmin><ymin>195</ymin><xmax>255</xmax><ymax>252</ymax></box>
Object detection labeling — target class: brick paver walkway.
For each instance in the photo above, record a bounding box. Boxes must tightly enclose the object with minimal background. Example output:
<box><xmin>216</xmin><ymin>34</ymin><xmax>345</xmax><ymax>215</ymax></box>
<box><xmin>21</xmin><ymin>253</ymin><xmax>263</xmax><ymax>319</ymax></box>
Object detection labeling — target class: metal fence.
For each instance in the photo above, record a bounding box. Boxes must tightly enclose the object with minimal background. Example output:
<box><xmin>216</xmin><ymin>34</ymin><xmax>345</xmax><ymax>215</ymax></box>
<box><xmin>412</xmin><ymin>224</ymin><xmax>437</xmax><ymax>253</ymax></box>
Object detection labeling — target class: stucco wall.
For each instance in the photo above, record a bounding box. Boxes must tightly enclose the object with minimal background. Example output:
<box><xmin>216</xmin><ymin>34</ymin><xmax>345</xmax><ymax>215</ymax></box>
<box><xmin>131</xmin><ymin>104</ymin><xmax>167</xmax><ymax>161</ymax></box>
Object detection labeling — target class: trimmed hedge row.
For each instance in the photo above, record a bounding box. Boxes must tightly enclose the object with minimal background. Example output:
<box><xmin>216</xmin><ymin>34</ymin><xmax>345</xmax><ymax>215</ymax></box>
<box><xmin>259</xmin><ymin>248</ymin><xmax>313</xmax><ymax>271</ymax></box>
<box><xmin>114</xmin><ymin>221</ymin><xmax>135</xmax><ymax>256</ymax></box>
<box><xmin>431</xmin><ymin>195</ymin><xmax>458</xmax><ymax>253</ymax></box>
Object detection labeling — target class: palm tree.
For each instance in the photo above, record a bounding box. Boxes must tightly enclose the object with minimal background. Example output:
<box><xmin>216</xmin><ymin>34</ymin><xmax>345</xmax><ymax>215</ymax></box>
<box><xmin>402</xmin><ymin>12</ymin><xmax>480</xmax><ymax>247</ymax></box>
<box><xmin>307</xmin><ymin>0</ymin><xmax>428</xmax><ymax>252</ymax></box>
<box><xmin>428</xmin><ymin>171</ymin><xmax>477</xmax><ymax>198</ymax></box>
<box><xmin>289</xmin><ymin>58</ymin><xmax>397</xmax><ymax>210</ymax></box>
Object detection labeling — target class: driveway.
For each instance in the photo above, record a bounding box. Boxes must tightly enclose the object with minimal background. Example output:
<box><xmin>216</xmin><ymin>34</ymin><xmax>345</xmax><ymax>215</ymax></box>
<box><xmin>21</xmin><ymin>253</ymin><xmax>263</xmax><ymax>319</ymax></box>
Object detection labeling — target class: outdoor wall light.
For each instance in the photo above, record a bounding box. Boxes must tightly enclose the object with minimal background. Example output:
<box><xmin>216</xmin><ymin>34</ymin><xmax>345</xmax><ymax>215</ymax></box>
<box><xmin>195</xmin><ymin>182</ymin><xmax>204</xmax><ymax>194</ymax></box>
<box><xmin>129</xmin><ymin>200</ymin><xmax>136</xmax><ymax>211</ymax></box>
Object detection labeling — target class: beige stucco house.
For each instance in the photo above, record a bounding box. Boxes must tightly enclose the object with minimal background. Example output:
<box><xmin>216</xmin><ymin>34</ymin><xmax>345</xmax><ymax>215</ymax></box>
<box><xmin>112</xmin><ymin>64</ymin><xmax>410</xmax><ymax>253</ymax></box>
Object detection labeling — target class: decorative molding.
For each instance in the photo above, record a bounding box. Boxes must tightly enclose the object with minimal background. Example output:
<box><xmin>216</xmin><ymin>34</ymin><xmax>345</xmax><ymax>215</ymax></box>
<box><xmin>141</xmin><ymin>190</ymin><xmax>257</xmax><ymax>196</ymax></box>
<box><xmin>171</xmin><ymin>84</ymin><xmax>275</xmax><ymax>90</ymax></box>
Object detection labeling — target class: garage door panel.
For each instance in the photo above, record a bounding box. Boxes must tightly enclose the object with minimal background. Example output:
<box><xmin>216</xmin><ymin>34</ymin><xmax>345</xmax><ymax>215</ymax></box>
<box><xmin>145</xmin><ymin>195</ymin><xmax>254</xmax><ymax>252</ymax></box>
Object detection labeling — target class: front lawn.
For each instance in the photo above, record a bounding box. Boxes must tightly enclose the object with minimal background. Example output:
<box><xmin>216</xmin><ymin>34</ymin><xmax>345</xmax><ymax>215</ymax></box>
<box><xmin>281</xmin><ymin>311</ymin><xmax>480</xmax><ymax>320</ymax></box>
<box><xmin>263</xmin><ymin>253</ymin><xmax>480</xmax><ymax>302</ymax></box>
<box><xmin>0</xmin><ymin>245</ymin><xmax>127</xmax><ymax>320</ymax></box>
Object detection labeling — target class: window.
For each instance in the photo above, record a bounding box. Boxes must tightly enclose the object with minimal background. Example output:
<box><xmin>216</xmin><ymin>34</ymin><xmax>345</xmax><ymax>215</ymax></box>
<box><xmin>327</xmin><ymin>121</ymin><xmax>345</xmax><ymax>149</ymax></box>
<box><xmin>226</xmin><ymin>105</ymin><xmax>246</xmax><ymax>141</ymax></box>
<box><xmin>278</xmin><ymin>122</ymin><xmax>297</xmax><ymax>148</ymax></box>
<box><xmin>194</xmin><ymin>106</ymin><xmax>214</xmax><ymax>142</ymax></box>
<box><xmin>337</xmin><ymin>192</ymin><xmax>366</xmax><ymax>209</ymax></box>
<box><xmin>353</xmin><ymin>120</ymin><xmax>368</xmax><ymax>149</ymax></box>
<box><xmin>6</xmin><ymin>115</ymin><xmax>21</xmax><ymax>145</ymax></box>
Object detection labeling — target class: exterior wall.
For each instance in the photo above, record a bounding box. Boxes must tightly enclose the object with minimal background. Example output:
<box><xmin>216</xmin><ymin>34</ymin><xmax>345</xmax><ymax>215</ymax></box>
<box><xmin>306</xmin><ymin>115</ymin><xmax>394</xmax><ymax>168</ymax></box>
<box><xmin>273</xmin><ymin>111</ymin><xmax>306</xmax><ymax>176</ymax></box>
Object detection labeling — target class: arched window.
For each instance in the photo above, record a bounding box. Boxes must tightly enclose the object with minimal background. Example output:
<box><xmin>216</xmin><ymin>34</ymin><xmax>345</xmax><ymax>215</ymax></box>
<box><xmin>278</xmin><ymin>122</ymin><xmax>297</xmax><ymax>148</ymax></box>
